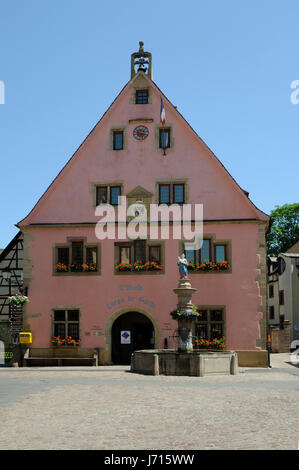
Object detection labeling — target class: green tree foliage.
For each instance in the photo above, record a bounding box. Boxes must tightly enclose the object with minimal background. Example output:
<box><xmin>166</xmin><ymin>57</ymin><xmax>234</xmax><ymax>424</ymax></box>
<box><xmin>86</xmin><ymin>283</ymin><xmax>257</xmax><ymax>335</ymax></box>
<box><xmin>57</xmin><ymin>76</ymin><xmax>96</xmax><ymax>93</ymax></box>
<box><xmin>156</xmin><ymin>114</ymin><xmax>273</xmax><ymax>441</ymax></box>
<box><xmin>267</xmin><ymin>203</ymin><xmax>299</xmax><ymax>256</ymax></box>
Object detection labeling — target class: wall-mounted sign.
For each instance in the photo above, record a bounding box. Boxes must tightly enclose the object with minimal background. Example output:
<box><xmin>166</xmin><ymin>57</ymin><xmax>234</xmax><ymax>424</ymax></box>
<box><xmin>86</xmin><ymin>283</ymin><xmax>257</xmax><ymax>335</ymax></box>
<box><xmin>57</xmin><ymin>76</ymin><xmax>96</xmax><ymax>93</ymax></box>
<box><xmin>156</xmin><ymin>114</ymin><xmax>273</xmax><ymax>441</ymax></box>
<box><xmin>121</xmin><ymin>330</ymin><xmax>131</xmax><ymax>344</ymax></box>
<box><xmin>9</xmin><ymin>305</ymin><xmax>23</xmax><ymax>334</ymax></box>
<box><xmin>19</xmin><ymin>332</ymin><xmax>33</xmax><ymax>344</ymax></box>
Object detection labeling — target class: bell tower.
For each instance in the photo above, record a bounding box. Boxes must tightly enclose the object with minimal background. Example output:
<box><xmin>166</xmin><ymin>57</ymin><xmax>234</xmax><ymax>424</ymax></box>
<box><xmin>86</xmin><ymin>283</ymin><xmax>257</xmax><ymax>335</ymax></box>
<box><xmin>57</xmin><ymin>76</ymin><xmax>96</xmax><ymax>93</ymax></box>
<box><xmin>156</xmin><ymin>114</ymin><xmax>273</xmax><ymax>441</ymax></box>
<box><xmin>131</xmin><ymin>41</ymin><xmax>152</xmax><ymax>80</ymax></box>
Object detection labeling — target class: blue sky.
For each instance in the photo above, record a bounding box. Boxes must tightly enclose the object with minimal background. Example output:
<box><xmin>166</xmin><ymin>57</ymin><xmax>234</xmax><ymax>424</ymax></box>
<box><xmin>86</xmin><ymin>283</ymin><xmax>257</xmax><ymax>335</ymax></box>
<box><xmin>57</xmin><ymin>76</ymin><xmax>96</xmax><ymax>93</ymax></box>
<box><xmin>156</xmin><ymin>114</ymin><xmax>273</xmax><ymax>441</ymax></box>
<box><xmin>0</xmin><ymin>0</ymin><xmax>298</xmax><ymax>247</ymax></box>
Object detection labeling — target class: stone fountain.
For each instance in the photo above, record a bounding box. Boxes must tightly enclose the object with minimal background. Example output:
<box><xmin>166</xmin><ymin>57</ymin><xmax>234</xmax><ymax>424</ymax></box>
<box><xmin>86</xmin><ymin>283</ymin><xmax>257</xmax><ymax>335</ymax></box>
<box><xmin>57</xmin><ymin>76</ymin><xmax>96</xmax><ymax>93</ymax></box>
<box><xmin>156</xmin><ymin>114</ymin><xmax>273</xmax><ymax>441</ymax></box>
<box><xmin>131</xmin><ymin>258</ymin><xmax>238</xmax><ymax>377</ymax></box>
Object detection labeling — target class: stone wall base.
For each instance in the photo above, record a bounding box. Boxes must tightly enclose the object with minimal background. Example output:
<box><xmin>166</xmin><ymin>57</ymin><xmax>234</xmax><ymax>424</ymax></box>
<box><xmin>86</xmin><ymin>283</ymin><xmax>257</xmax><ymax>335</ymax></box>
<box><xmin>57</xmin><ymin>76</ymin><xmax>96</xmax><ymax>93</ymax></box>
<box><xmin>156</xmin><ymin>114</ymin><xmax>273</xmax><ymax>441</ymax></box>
<box><xmin>270</xmin><ymin>322</ymin><xmax>290</xmax><ymax>353</ymax></box>
<box><xmin>236</xmin><ymin>350</ymin><xmax>269</xmax><ymax>367</ymax></box>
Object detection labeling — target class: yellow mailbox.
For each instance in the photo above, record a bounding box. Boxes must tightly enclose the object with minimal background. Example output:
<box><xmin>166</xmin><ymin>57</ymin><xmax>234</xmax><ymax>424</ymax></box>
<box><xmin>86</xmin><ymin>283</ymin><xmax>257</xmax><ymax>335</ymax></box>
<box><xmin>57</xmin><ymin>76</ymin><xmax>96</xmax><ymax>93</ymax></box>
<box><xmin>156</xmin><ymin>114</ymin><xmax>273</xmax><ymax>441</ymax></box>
<box><xmin>19</xmin><ymin>332</ymin><xmax>33</xmax><ymax>344</ymax></box>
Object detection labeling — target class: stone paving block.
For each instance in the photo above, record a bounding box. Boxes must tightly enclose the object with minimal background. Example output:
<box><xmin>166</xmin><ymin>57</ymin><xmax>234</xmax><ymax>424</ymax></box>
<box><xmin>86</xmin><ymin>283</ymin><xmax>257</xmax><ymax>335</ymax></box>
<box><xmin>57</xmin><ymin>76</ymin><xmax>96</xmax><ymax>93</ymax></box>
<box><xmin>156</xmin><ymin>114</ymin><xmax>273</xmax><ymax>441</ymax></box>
<box><xmin>0</xmin><ymin>354</ymin><xmax>298</xmax><ymax>450</ymax></box>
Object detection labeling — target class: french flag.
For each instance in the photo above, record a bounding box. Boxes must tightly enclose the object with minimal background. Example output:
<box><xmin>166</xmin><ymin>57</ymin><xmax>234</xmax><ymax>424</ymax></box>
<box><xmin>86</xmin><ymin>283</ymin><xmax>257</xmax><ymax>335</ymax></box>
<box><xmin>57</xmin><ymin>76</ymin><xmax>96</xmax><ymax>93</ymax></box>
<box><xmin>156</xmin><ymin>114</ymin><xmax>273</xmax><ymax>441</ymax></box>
<box><xmin>160</xmin><ymin>98</ymin><xmax>166</xmax><ymax>126</ymax></box>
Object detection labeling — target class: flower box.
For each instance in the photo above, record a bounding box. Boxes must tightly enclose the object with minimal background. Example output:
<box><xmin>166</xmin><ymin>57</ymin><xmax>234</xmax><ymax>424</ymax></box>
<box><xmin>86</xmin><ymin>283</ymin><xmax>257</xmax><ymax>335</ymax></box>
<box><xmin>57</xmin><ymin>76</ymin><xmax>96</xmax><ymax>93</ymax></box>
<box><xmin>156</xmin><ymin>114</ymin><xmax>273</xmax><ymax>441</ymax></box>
<box><xmin>187</xmin><ymin>262</ymin><xmax>197</xmax><ymax>272</ymax></box>
<box><xmin>55</xmin><ymin>262</ymin><xmax>68</xmax><ymax>272</ymax></box>
<box><xmin>8</xmin><ymin>295</ymin><xmax>29</xmax><ymax>305</ymax></box>
<box><xmin>133</xmin><ymin>260</ymin><xmax>147</xmax><ymax>272</ymax></box>
<box><xmin>197</xmin><ymin>261</ymin><xmax>217</xmax><ymax>271</ymax></box>
<box><xmin>50</xmin><ymin>336</ymin><xmax>80</xmax><ymax>347</ymax></box>
<box><xmin>216</xmin><ymin>261</ymin><xmax>230</xmax><ymax>271</ymax></box>
<box><xmin>55</xmin><ymin>262</ymin><xmax>97</xmax><ymax>273</ymax></box>
<box><xmin>82</xmin><ymin>263</ymin><xmax>97</xmax><ymax>272</ymax></box>
<box><xmin>70</xmin><ymin>264</ymin><xmax>84</xmax><ymax>272</ymax></box>
<box><xmin>115</xmin><ymin>263</ymin><xmax>133</xmax><ymax>272</ymax></box>
<box><xmin>186</xmin><ymin>261</ymin><xmax>231</xmax><ymax>272</ymax></box>
<box><xmin>193</xmin><ymin>336</ymin><xmax>226</xmax><ymax>350</ymax></box>
<box><xmin>115</xmin><ymin>262</ymin><xmax>163</xmax><ymax>272</ymax></box>
<box><xmin>144</xmin><ymin>261</ymin><xmax>163</xmax><ymax>271</ymax></box>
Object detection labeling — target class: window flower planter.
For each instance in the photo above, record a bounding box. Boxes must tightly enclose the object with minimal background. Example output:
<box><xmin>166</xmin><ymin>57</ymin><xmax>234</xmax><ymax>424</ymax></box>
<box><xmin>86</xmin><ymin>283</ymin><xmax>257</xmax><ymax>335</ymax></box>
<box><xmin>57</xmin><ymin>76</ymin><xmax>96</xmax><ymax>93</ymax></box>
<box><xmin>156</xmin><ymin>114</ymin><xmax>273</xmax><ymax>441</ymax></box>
<box><xmin>193</xmin><ymin>336</ymin><xmax>226</xmax><ymax>350</ymax></box>
<box><xmin>133</xmin><ymin>260</ymin><xmax>147</xmax><ymax>272</ymax></box>
<box><xmin>215</xmin><ymin>261</ymin><xmax>230</xmax><ymax>271</ymax></box>
<box><xmin>115</xmin><ymin>261</ymin><xmax>163</xmax><ymax>272</ymax></box>
<box><xmin>144</xmin><ymin>261</ymin><xmax>163</xmax><ymax>271</ymax></box>
<box><xmin>187</xmin><ymin>262</ymin><xmax>197</xmax><ymax>272</ymax></box>
<box><xmin>82</xmin><ymin>263</ymin><xmax>97</xmax><ymax>272</ymax></box>
<box><xmin>70</xmin><ymin>264</ymin><xmax>84</xmax><ymax>272</ymax></box>
<box><xmin>115</xmin><ymin>263</ymin><xmax>133</xmax><ymax>272</ymax></box>
<box><xmin>187</xmin><ymin>261</ymin><xmax>231</xmax><ymax>272</ymax></box>
<box><xmin>55</xmin><ymin>262</ymin><xmax>68</xmax><ymax>272</ymax></box>
<box><xmin>198</xmin><ymin>261</ymin><xmax>217</xmax><ymax>271</ymax></box>
<box><xmin>55</xmin><ymin>263</ymin><xmax>98</xmax><ymax>273</ymax></box>
<box><xmin>8</xmin><ymin>295</ymin><xmax>29</xmax><ymax>305</ymax></box>
<box><xmin>50</xmin><ymin>336</ymin><xmax>80</xmax><ymax>347</ymax></box>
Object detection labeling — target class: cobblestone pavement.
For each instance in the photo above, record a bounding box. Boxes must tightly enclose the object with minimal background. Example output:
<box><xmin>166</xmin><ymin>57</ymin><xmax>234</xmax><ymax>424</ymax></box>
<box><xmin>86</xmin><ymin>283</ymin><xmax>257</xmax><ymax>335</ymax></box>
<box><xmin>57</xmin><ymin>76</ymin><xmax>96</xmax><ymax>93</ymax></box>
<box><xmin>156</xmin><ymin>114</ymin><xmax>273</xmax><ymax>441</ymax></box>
<box><xmin>0</xmin><ymin>354</ymin><xmax>298</xmax><ymax>450</ymax></box>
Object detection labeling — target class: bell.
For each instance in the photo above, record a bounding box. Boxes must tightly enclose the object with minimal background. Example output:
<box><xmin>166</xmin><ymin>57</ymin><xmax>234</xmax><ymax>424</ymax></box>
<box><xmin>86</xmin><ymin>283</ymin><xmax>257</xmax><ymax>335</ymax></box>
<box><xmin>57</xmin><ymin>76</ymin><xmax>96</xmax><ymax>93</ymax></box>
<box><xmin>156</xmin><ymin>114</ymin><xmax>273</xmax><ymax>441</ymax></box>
<box><xmin>138</xmin><ymin>63</ymin><xmax>147</xmax><ymax>73</ymax></box>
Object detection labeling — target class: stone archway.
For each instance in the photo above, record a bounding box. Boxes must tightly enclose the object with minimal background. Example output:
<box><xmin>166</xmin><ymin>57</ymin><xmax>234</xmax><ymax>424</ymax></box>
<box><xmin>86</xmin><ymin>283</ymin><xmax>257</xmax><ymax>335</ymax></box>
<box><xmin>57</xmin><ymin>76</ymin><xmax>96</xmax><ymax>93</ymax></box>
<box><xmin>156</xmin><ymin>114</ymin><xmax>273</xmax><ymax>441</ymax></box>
<box><xmin>104</xmin><ymin>307</ymin><xmax>161</xmax><ymax>364</ymax></box>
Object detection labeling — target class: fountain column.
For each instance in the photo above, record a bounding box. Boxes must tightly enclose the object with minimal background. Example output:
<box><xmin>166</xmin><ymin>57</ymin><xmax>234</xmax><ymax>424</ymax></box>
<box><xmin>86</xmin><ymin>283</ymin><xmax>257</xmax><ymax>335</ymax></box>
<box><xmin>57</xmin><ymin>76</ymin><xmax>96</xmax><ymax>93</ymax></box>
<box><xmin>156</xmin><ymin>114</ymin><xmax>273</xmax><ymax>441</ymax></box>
<box><xmin>173</xmin><ymin>277</ymin><xmax>197</xmax><ymax>352</ymax></box>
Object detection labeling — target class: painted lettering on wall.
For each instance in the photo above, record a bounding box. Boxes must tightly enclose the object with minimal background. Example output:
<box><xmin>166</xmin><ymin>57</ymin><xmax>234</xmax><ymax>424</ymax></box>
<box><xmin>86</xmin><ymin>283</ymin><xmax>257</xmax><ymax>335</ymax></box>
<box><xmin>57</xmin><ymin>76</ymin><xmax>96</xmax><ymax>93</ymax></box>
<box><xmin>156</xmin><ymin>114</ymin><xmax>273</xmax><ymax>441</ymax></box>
<box><xmin>137</xmin><ymin>296</ymin><xmax>156</xmax><ymax>309</ymax></box>
<box><xmin>107</xmin><ymin>298</ymin><xmax>125</xmax><ymax>310</ymax></box>
<box><xmin>119</xmin><ymin>284</ymin><xmax>144</xmax><ymax>291</ymax></box>
<box><xmin>107</xmin><ymin>295</ymin><xmax>156</xmax><ymax>310</ymax></box>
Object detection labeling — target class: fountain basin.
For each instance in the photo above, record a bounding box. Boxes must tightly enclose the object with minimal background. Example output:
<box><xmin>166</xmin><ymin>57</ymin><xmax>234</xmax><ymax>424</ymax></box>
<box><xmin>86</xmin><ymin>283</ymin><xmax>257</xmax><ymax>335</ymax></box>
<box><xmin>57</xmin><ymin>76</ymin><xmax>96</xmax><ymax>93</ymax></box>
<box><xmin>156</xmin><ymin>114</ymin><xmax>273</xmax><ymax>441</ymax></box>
<box><xmin>131</xmin><ymin>349</ymin><xmax>238</xmax><ymax>377</ymax></box>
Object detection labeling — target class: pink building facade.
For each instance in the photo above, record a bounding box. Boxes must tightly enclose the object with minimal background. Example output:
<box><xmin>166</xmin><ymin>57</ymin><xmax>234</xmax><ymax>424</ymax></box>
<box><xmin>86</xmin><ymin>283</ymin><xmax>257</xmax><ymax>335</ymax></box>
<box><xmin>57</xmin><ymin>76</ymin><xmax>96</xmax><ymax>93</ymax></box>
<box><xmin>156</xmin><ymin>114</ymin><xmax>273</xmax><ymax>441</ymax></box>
<box><xmin>18</xmin><ymin>44</ymin><xmax>269</xmax><ymax>366</ymax></box>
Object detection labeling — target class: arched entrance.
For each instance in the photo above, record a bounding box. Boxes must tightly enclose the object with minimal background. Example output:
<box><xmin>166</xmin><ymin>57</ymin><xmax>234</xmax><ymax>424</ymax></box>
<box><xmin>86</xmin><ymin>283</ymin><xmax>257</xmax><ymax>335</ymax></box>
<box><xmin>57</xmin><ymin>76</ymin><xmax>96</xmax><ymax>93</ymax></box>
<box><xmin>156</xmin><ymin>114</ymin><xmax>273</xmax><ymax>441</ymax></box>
<box><xmin>111</xmin><ymin>311</ymin><xmax>155</xmax><ymax>364</ymax></box>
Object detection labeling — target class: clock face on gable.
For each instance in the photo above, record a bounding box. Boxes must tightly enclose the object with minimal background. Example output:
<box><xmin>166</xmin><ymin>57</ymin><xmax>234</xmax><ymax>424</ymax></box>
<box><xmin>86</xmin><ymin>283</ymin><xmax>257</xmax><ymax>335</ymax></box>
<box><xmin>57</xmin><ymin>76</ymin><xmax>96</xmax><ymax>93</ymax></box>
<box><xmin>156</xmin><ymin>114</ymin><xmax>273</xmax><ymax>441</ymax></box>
<box><xmin>133</xmin><ymin>126</ymin><xmax>149</xmax><ymax>140</ymax></box>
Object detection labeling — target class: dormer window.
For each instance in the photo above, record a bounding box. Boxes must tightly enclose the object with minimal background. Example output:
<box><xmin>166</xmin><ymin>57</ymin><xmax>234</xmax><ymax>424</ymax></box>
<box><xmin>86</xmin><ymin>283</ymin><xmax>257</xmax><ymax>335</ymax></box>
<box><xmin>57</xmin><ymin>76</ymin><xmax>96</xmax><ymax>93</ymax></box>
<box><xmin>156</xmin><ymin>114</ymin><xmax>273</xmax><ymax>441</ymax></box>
<box><xmin>136</xmin><ymin>89</ymin><xmax>148</xmax><ymax>104</ymax></box>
